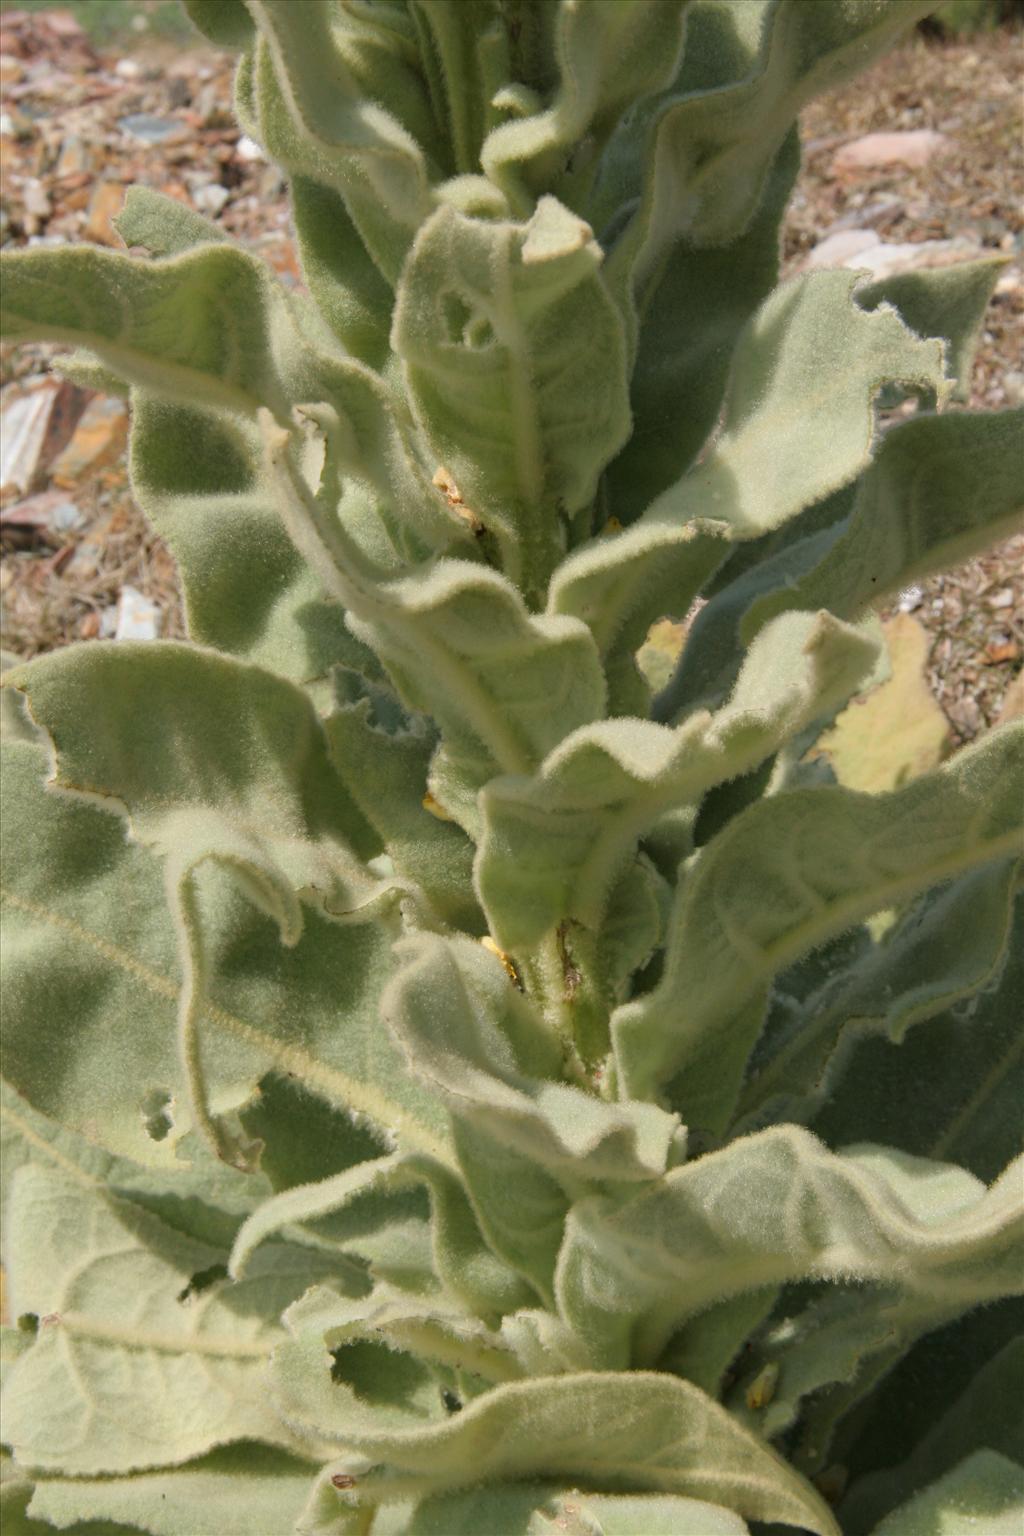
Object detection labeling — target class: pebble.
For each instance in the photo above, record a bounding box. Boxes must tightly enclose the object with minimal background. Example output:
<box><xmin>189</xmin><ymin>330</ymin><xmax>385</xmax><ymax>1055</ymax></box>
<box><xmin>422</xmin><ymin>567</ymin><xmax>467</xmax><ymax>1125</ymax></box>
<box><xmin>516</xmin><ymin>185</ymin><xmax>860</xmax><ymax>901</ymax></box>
<box><xmin>55</xmin><ymin>134</ymin><xmax>92</xmax><ymax>178</ymax></box>
<box><xmin>115</xmin><ymin>586</ymin><xmax>161</xmax><ymax>641</ymax></box>
<box><xmin>832</xmin><ymin>129</ymin><xmax>950</xmax><ymax>175</ymax></box>
<box><xmin>0</xmin><ymin>377</ymin><xmax>88</xmax><ymax>498</ymax></box>
<box><xmin>117</xmin><ymin>113</ymin><xmax>184</xmax><ymax>145</ymax></box>
<box><xmin>193</xmin><ymin>182</ymin><xmax>230</xmax><ymax>216</ymax></box>
<box><xmin>50</xmin><ymin>397</ymin><xmax>129</xmax><ymax>487</ymax></box>
<box><xmin>83</xmin><ymin>180</ymin><xmax>126</xmax><ymax>245</ymax></box>
<box><xmin>802</xmin><ymin>230</ymin><xmax>983</xmax><ymax>282</ymax></box>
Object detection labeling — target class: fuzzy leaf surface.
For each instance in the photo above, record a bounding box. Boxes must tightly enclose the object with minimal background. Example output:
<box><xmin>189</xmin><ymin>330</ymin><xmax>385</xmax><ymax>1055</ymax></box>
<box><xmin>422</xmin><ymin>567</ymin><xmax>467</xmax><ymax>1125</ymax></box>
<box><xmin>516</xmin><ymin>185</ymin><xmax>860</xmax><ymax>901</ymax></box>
<box><xmin>271</xmin><ymin>1361</ymin><xmax>838</xmax><ymax>1533</ymax></box>
<box><xmin>556</xmin><ymin>1129</ymin><xmax>1024</xmax><ymax>1372</ymax></box>
<box><xmin>613</xmin><ymin>725</ymin><xmax>1024</xmax><ymax>1118</ymax></box>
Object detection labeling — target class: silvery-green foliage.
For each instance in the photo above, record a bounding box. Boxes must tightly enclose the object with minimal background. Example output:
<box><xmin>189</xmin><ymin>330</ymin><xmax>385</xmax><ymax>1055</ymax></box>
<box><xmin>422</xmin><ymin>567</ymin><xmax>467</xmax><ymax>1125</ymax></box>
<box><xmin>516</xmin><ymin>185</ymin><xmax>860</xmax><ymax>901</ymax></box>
<box><xmin>1</xmin><ymin>1</ymin><xmax>1021</xmax><ymax>1531</ymax></box>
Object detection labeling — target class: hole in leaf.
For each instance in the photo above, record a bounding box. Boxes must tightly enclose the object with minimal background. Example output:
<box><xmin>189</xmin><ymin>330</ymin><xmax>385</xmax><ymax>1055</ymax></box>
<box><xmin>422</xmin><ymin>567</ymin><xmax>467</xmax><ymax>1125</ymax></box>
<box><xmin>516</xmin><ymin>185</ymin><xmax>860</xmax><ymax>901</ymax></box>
<box><xmin>330</xmin><ymin>1339</ymin><xmax>425</xmax><ymax>1409</ymax></box>
<box><xmin>441</xmin><ymin>290</ymin><xmax>472</xmax><ymax>343</ymax></box>
<box><xmin>440</xmin><ymin>1387</ymin><xmax>462</xmax><ymax>1414</ymax></box>
<box><xmin>177</xmin><ymin>1264</ymin><xmax>228</xmax><ymax>1303</ymax></box>
<box><xmin>464</xmin><ymin>315</ymin><xmax>495</xmax><ymax>348</ymax></box>
<box><xmin>440</xmin><ymin>290</ymin><xmax>495</xmax><ymax>349</ymax></box>
<box><xmin>17</xmin><ymin>1313</ymin><xmax>38</xmax><ymax>1335</ymax></box>
<box><xmin>141</xmin><ymin>1088</ymin><xmax>173</xmax><ymax>1142</ymax></box>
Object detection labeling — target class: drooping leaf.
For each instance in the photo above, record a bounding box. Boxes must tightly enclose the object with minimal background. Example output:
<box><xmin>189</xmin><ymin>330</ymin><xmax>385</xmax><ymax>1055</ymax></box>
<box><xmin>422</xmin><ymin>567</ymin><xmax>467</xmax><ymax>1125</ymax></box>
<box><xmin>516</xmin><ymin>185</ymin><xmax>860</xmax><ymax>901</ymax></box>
<box><xmin>602</xmin><ymin>0</ymin><xmax>934</xmax><ymax>303</ymax></box>
<box><xmin>114</xmin><ymin>184</ymin><xmax>230</xmax><ymax>256</ymax></box>
<box><xmin>735</xmin><ymin>859</ymin><xmax>1020</xmax><ymax>1137</ymax></box>
<box><xmin>26</xmin><ymin>1446</ymin><xmax>315</xmax><ymax>1536</ymax></box>
<box><xmin>547</xmin><ymin>513</ymin><xmax>729</xmax><ymax>716</ymax></box>
<box><xmin>479</xmin><ymin>610</ymin><xmax>878</xmax><ymax>971</ymax></box>
<box><xmin>272</xmin><ymin>1362</ymin><xmax>838</xmax><ymax>1533</ymax></box>
<box><xmin>324</xmin><ymin>671</ymin><xmax>481</xmax><ymax>932</ymax></box>
<box><xmin>1</xmin><ymin>1163</ymin><xmax>334</xmax><ymax>1474</ymax></box>
<box><xmin>613</xmin><ymin>724</ymin><xmax>1024</xmax><ymax>1121</ymax></box>
<box><xmin>480</xmin><ymin>1</ymin><xmax>690</xmax><ymax>209</ymax></box>
<box><xmin>602</xmin><ymin>130</ymin><xmax>799</xmax><ymax>525</ymax></box>
<box><xmin>743</xmin><ymin>408</ymin><xmax>1024</xmax><ymax>643</ymax></box>
<box><xmin>810</xmin><ymin>891</ymin><xmax>1024</xmax><ymax>1183</ymax></box>
<box><xmin>643</xmin><ymin>270</ymin><xmax>949</xmax><ymax>543</ymax></box>
<box><xmin>862</xmin><ymin>1451</ymin><xmax>1023</xmax><ymax>1536</ymax></box>
<box><xmin>556</xmin><ymin>1129</ymin><xmax>1024</xmax><ymax>1373</ymax></box>
<box><xmin>229</xmin><ymin>1151</ymin><xmax>532</xmax><ymax>1321</ymax></box>
<box><xmin>245</xmin><ymin>0</ymin><xmax>433</xmax><ymax>286</ymax></box>
<box><xmin>383</xmin><ymin>933</ymin><xmax>682</xmax><ymax>1184</ymax></box>
<box><xmin>0</xmin><ymin>245</ymin><xmax>304</xmax><ymax>421</ymax></box>
<box><xmin>856</xmin><ymin>257</ymin><xmax>1003</xmax><ymax>402</ymax></box>
<box><xmin>0</xmin><ymin>738</ymin><xmax>451</xmax><ymax>1170</ymax></box>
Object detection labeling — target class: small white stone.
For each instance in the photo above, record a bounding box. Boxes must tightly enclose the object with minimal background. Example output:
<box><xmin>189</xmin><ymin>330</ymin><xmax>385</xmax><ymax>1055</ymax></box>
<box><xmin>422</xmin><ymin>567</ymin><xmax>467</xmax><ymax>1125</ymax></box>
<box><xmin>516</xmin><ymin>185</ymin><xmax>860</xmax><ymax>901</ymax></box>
<box><xmin>803</xmin><ymin>229</ymin><xmax>880</xmax><ymax>271</ymax></box>
<box><xmin>235</xmin><ymin>134</ymin><xmax>264</xmax><ymax>163</ymax></box>
<box><xmin>193</xmin><ymin>183</ymin><xmax>230</xmax><ymax>216</ymax></box>
<box><xmin>115</xmin><ymin>586</ymin><xmax>161</xmax><ymax>642</ymax></box>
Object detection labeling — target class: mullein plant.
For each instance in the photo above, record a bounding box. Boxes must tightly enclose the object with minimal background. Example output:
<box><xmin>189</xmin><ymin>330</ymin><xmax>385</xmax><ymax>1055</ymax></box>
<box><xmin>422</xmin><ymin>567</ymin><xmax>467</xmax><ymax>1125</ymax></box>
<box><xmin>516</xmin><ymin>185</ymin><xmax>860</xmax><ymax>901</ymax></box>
<box><xmin>0</xmin><ymin>1</ymin><xmax>1021</xmax><ymax>1532</ymax></box>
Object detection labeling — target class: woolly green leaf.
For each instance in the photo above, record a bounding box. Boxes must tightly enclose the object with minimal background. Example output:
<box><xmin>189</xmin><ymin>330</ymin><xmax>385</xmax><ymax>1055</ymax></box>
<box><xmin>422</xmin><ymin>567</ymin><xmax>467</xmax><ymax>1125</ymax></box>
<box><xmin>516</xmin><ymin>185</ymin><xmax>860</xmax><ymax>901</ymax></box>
<box><xmin>865</xmin><ymin>1451</ymin><xmax>1023</xmax><ymax>1536</ymax></box>
<box><xmin>451</xmin><ymin>1118</ymin><xmax>569</xmax><ymax>1304</ymax></box>
<box><xmin>603</xmin><ymin>130</ymin><xmax>799</xmax><ymax>526</ymax></box>
<box><xmin>0</xmin><ymin>654</ymin><xmax>41</xmax><ymax>748</ymax></box>
<box><xmin>735</xmin><ymin>858</ymin><xmax>1021</xmax><ymax>1135</ymax></box>
<box><xmin>556</xmin><ymin>1129</ymin><xmax>1024</xmax><ymax>1373</ymax></box>
<box><xmin>480</xmin><ymin>1</ymin><xmax>690</xmax><ymax>209</ymax></box>
<box><xmin>856</xmin><ymin>256</ymin><xmax>1003</xmax><ymax>402</ymax></box>
<box><xmin>229</xmin><ymin>1152</ymin><xmax>532</xmax><ymax>1320</ymax></box>
<box><xmin>182</xmin><ymin>0</ymin><xmax>254</xmax><ymax>49</ymax></box>
<box><xmin>246</xmin><ymin>2</ymin><xmax>432</xmax><ymax>286</ymax></box>
<box><xmin>613</xmin><ymin>725</ymin><xmax>1024</xmax><ymax>1118</ymax></box>
<box><xmin>263</xmin><ymin>425</ymin><xmax>607</xmax><ymax>819</ymax></box>
<box><xmin>812</xmin><ymin>898</ymin><xmax>1024</xmax><ymax>1185</ymax></box>
<box><xmin>392</xmin><ymin>198</ymin><xmax>631</xmax><ymax>598</ymax></box>
<box><xmin>289</xmin><ymin>177</ymin><xmax>393</xmax><ymax>367</ymax></box>
<box><xmin>479</xmin><ymin>610</ymin><xmax>879</xmax><ymax>956</ymax></box>
<box><xmin>547</xmin><ymin>514</ymin><xmax>729</xmax><ymax>716</ymax></box>
<box><xmin>841</xmin><ymin>1338</ymin><xmax>1024</xmax><ymax>1534</ymax></box>
<box><xmin>340</xmin><ymin>563</ymin><xmax>607</xmax><ymax>831</ymax></box>
<box><xmin>127</xmin><ymin>397</ymin><xmax>374</xmax><ymax>690</ymax></box>
<box><xmin>654</xmin><ymin>492</ymin><xmax>854</xmax><ymax>722</ymax></box>
<box><xmin>742</xmin><ymin>408</ymin><xmax>1024</xmax><ymax>642</ymax></box>
<box><xmin>726</xmin><ymin>1286</ymin><xmax>965</xmax><ymax>1463</ymax></box>
<box><xmin>7</xmin><ymin>644</ymin><xmax>388</xmax><ymax>1161</ymax></box>
<box><xmin>26</xmin><ymin>1447</ymin><xmax>314</xmax><ymax>1536</ymax></box>
<box><xmin>646</xmin><ymin>270</ymin><xmax>949</xmax><ymax>542</ymax></box>
<box><xmin>272</xmin><ymin>1365</ymin><xmax>838</xmax><ymax>1533</ymax></box>
<box><xmin>0</xmin><ymin>1078</ymin><xmax>271</xmax><ymax>1257</ymax></box>
<box><xmin>0</xmin><ymin>739</ymin><xmax>452</xmax><ymax>1171</ymax></box>
<box><xmin>658</xmin><ymin>1288</ymin><xmax>781</xmax><ymax>1399</ymax></box>
<box><xmin>604</xmin><ymin>0</ymin><xmax>934</xmax><ymax>301</ymax></box>
<box><xmin>287</xmin><ymin>1282</ymin><xmax>525</xmax><ymax>1399</ymax></box>
<box><xmin>383</xmin><ymin>933</ymin><xmax>681</xmax><ymax>1183</ymax></box>
<box><xmin>0</xmin><ymin>1163</ymin><xmax>333</xmax><ymax>1474</ymax></box>
<box><xmin>114</xmin><ymin>185</ymin><xmax>230</xmax><ymax>257</ymax></box>
<box><xmin>370</xmin><ymin>1482</ymin><xmax>750</xmax><ymax>1534</ymax></box>
<box><xmin>324</xmin><ymin>673</ymin><xmax>481</xmax><ymax>932</ymax></box>
<box><xmin>0</xmin><ymin>245</ymin><xmax>303</xmax><ymax>421</ymax></box>
<box><xmin>6</xmin><ymin>639</ymin><xmax>382</xmax><ymax>889</ymax></box>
